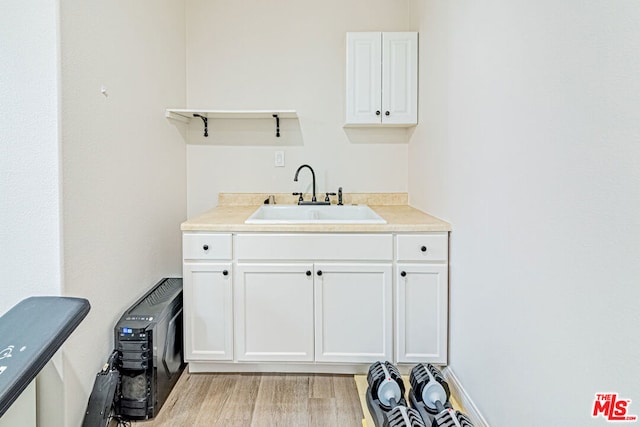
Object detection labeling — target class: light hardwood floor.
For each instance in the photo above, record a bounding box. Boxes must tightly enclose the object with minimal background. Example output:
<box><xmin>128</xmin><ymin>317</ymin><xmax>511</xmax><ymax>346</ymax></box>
<box><xmin>137</xmin><ymin>372</ymin><xmax>365</xmax><ymax>427</ymax></box>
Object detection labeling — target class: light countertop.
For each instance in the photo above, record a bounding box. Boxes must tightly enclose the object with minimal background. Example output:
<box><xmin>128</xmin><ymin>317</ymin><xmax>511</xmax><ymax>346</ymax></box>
<box><xmin>181</xmin><ymin>193</ymin><xmax>451</xmax><ymax>233</ymax></box>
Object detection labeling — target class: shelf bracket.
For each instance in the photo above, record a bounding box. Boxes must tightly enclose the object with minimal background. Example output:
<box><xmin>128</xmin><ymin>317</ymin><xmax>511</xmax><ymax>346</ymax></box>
<box><xmin>272</xmin><ymin>114</ymin><xmax>280</xmax><ymax>138</ymax></box>
<box><xmin>193</xmin><ymin>114</ymin><xmax>208</xmax><ymax>137</ymax></box>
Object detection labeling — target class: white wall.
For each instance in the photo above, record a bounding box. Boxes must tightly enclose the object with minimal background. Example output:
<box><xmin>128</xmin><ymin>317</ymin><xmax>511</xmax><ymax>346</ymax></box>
<box><xmin>1</xmin><ymin>1</ymin><xmax>63</xmax><ymax>424</ymax></box>
<box><xmin>184</xmin><ymin>0</ymin><xmax>413</xmax><ymax>216</ymax></box>
<box><xmin>59</xmin><ymin>1</ymin><xmax>186</xmax><ymax>425</ymax></box>
<box><xmin>410</xmin><ymin>1</ymin><xmax>640</xmax><ymax>425</ymax></box>
<box><xmin>0</xmin><ymin>0</ymin><xmax>61</xmax><ymax>315</ymax></box>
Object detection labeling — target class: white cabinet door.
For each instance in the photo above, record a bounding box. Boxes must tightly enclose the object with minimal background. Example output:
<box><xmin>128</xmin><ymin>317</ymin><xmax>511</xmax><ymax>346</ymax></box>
<box><xmin>235</xmin><ymin>263</ymin><xmax>314</xmax><ymax>362</ymax></box>
<box><xmin>346</xmin><ymin>32</ymin><xmax>417</xmax><ymax>126</ymax></box>
<box><xmin>183</xmin><ymin>262</ymin><xmax>233</xmax><ymax>361</ymax></box>
<box><xmin>346</xmin><ymin>32</ymin><xmax>382</xmax><ymax>124</ymax></box>
<box><xmin>314</xmin><ymin>263</ymin><xmax>393</xmax><ymax>363</ymax></box>
<box><xmin>396</xmin><ymin>264</ymin><xmax>448</xmax><ymax>364</ymax></box>
<box><xmin>382</xmin><ymin>32</ymin><xmax>418</xmax><ymax>125</ymax></box>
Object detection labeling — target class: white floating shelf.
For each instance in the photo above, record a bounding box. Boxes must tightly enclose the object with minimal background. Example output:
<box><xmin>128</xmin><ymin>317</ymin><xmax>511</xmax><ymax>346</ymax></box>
<box><xmin>165</xmin><ymin>109</ymin><xmax>298</xmax><ymax>138</ymax></box>
<box><xmin>165</xmin><ymin>109</ymin><xmax>297</xmax><ymax>121</ymax></box>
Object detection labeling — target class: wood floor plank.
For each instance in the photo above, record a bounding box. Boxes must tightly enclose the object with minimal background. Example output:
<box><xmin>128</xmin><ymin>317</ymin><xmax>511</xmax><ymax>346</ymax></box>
<box><xmin>251</xmin><ymin>374</ymin><xmax>310</xmax><ymax>427</ymax></box>
<box><xmin>308</xmin><ymin>397</ymin><xmax>337</xmax><ymax>427</ymax></box>
<box><xmin>212</xmin><ymin>374</ymin><xmax>261</xmax><ymax>427</ymax></box>
<box><xmin>309</xmin><ymin>374</ymin><xmax>335</xmax><ymax>399</ymax></box>
<box><xmin>333</xmin><ymin>375</ymin><xmax>366</xmax><ymax>426</ymax></box>
<box><xmin>354</xmin><ymin>374</ymin><xmax>374</xmax><ymax>427</ymax></box>
<box><xmin>143</xmin><ymin>372</ymin><xmax>211</xmax><ymax>426</ymax></box>
<box><xmin>137</xmin><ymin>371</ymin><xmax>365</xmax><ymax>427</ymax></box>
<box><xmin>192</xmin><ymin>374</ymin><xmax>239</xmax><ymax>427</ymax></box>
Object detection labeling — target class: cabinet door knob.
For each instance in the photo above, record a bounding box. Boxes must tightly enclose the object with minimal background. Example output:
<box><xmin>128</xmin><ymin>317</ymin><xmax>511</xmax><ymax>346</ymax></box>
<box><xmin>203</xmin><ymin>244</ymin><xmax>209</xmax><ymax>251</ymax></box>
<box><xmin>316</xmin><ymin>270</ymin><xmax>323</xmax><ymax>276</ymax></box>
<box><xmin>306</xmin><ymin>270</ymin><xmax>312</xmax><ymax>276</ymax></box>
<box><xmin>385</xmin><ymin>111</ymin><xmax>390</xmax><ymax>116</ymax></box>
<box><xmin>401</xmin><ymin>271</ymin><xmax>407</xmax><ymax>277</ymax></box>
<box><xmin>375</xmin><ymin>110</ymin><xmax>381</xmax><ymax>116</ymax></box>
<box><xmin>222</xmin><ymin>270</ymin><xmax>228</xmax><ymax>276</ymax></box>
<box><xmin>420</xmin><ymin>246</ymin><xmax>427</xmax><ymax>252</ymax></box>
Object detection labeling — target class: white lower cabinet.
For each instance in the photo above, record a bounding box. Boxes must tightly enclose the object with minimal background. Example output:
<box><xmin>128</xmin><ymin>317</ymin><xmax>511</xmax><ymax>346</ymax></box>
<box><xmin>183</xmin><ymin>262</ymin><xmax>233</xmax><ymax>361</ymax></box>
<box><xmin>235</xmin><ymin>263</ymin><xmax>315</xmax><ymax>362</ymax></box>
<box><xmin>183</xmin><ymin>231</ymin><xmax>449</xmax><ymax>371</ymax></box>
<box><xmin>396</xmin><ymin>264</ymin><xmax>448</xmax><ymax>364</ymax></box>
<box><xmin>314</xmin><ymin>263</ymin><xmax>392</xmax><ymax>363</ymax></box>
<box><xmin>234</xmin><ymin>262</ymin><xmax>392</xmax><ymax>364</ymax></box>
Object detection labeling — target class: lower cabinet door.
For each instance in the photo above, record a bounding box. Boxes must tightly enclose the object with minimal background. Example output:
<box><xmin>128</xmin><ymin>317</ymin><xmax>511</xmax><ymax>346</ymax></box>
<box><xmin>183</xmin><ymin>262</ymin><xmax>233</xmax><ymax>361</ymax></box>
<box><xmin>235</xmin><ymin>263</ymin><xmax>314</xmax><ymax>361</ymax></box>
<box><xmin>314</xmin><ymin>263</ymin><xmax>393</xmax><ymax>363</ymax></box>
<box><xmin>396</xmin><ymin>264</ymin><xmax>448</xmax><ymax>363</ymax></box>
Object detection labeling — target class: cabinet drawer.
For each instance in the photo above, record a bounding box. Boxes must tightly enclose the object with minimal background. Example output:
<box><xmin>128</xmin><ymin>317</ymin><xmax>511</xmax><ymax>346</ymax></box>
<box><xmin>396</xmin><ymin>233</ymin><xmax>448</xmax><ymax>262</ymax></box>
<box><xmin>183</xmin><ymin>233</ymin><xmax>232</xmax><ymax>260</ymax></box>
<box><xmin>235</xmin><ymin>234</ymin><xmax>392</xmax><ymax>261</ymax></box>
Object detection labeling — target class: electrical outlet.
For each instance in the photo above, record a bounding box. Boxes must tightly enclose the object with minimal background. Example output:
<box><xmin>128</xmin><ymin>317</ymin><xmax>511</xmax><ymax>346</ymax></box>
<box><xmin>274</xmin><ymin>151</ymin><xmax>285</xmax><ymax>167</ymax></box>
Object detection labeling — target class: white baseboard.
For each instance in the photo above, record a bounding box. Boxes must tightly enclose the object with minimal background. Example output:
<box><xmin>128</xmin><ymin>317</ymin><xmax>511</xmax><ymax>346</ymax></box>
<box><xmin>443</xmin><ymin>367</ymin><xmax>490</xmax><ymax>427</ymax></box>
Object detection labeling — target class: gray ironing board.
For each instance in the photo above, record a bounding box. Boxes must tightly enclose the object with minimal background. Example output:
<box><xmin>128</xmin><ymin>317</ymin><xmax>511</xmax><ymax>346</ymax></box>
<box><xmin>0</xmin><ymin>296</ymin><xmax>90</xmax><ymax>417</ymax></box>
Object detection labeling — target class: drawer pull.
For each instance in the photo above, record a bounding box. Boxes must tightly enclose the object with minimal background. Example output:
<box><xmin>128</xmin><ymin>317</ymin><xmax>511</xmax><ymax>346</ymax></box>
<box><xmin>306</xmin><ymin>270</ymin><xmax>312</xmax><ymax>276</ymax></box>
<box><xmin>316</xmin><ymin>270</ymin><xmax>323</xmax><ymax>276</ymax></box>
<box><xmin>203</xmin><ymin>244</ymin><xmax>209</xmax><ymax>251</ymax></box>
<box><xmin>222</xmin><ymin>270</ymin><xmax>229</xmax><ymax>276</ymax></box>
<box><xmin>420</xmin><ymin>246</ymin><xmax>427</xmax><ymax>252</ymax></box>
<box><xmin>400</xmin><ymin>271</ymin><xmax>407</xmax><ymax>277</ymax></box>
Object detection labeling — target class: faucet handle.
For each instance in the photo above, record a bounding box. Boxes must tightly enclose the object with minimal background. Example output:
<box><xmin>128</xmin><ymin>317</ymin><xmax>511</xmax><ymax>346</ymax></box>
<box><xmin>292</xmin><ymin>192</ymin><xmax>304</xmax><ymax>204</ymax></box>
<box><xmin>337</xmin><ymin>187</ymin><xmax>343</xmax><ymax>205</ymax></box>
<box><xmin>324</xmin><ymin>192</ymin><xmax>337</xmax><ymax>203</ymax></box>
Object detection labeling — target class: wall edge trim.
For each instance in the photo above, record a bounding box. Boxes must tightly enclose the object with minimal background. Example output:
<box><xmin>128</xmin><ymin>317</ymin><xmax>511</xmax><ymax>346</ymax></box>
<box><xmin>443</xmin><ymin>366</ymin><xmax>490</xmax><ymax>427</ymax></box>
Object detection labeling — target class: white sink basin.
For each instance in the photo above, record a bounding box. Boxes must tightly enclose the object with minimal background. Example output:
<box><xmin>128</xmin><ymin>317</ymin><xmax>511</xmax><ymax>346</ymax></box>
<box><xmin>244</xmin><ymin>205</ymin><xmax>387</xmax><ymax>224</ymax></box>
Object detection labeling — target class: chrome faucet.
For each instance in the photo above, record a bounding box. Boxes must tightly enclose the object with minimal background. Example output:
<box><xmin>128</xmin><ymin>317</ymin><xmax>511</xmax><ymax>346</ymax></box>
<box><xmin>293</xmin><ymin>164</ymin><xmax>329</xmax><ymax>205</ymax></box>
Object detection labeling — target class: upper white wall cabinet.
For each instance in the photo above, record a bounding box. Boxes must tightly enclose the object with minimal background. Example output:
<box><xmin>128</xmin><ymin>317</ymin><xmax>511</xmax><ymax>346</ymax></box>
<box><xmin>345</xmin><ymin>32</ymin><xmax>418</xmax><ymax>126</ymax></box>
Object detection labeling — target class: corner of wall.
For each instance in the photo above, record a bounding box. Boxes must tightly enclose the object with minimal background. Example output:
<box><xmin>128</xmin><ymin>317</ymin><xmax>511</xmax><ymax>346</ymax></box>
<box><xmin>443</xmin><ymin>367</ymin><xmax>490</xmax><ymax>427</ymax></box>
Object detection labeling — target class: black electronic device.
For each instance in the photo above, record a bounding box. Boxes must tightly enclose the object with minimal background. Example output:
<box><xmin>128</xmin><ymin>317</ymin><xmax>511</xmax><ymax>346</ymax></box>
<box><xmin>82</xmin><ymin>351</ymin><xmax>119</xmax><ymax>427</ymax></box>
<box><xmin>113</xmin><ymin>277</ymin><xmax>185</xmax><ymax>420</ymax></box>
